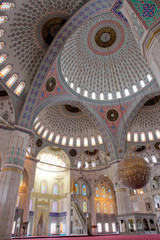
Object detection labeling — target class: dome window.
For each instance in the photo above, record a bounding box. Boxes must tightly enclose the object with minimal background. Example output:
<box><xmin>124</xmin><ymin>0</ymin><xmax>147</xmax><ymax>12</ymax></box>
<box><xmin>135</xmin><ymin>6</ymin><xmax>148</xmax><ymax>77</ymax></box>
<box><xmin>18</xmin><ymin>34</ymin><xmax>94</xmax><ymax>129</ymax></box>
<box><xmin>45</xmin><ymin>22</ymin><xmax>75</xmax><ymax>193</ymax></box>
<box><xmin>85</xmin><ymin>162</ymin><xmax>89</xmax><ymax>168</ymax></box>
<box><xmin>140</xmin><ymin>80</ymin><xmax>145</xmax><ymax>88</ymax></box>
<box><xmin>84</xmin><ymin>137</ymin><xmax>88</xmax><ymax>147</ymax></box>
<box><xmin>0</xmin><ymin>54</ymin><xmax>7</xmax><ymax>64</ymax></box>
<box><xmin>124</xmin><ymin>88</ymin><xmax>130</xmax><ymax>96</ymax></box>
<box><xmin>65</xmin><ymin>76</ymin><xmax>68</xmax><ymax>82</ymax></box>
<box><xmin>116</xmin><ymin>91</ymin><xmax>121</xmax><ymax>99</ymax></box>
<box><xmin>132</xmin><ymin>85</ymin><xmax>138</xmax><ymax>93</ymax></box>
<box><xmin>77</xmin><ymin>161</ymin><xmax>81</xmax><ymax>169</ymax></box>
<box><xmin>108</xmin><ymin>92</ymin><xmax>113</xmax><ymax>100</ymax></box>
<box><xmin>37</xmin><ymin>125</ymin><xmax>44</xmax><ymax>135</ymax></box>
<box><xmin>0</xmin><ymin>3</ymin><xmax>15</xmax><ymax>10</ymax></box>
<box><xmin>61</xmin><ymin>136</ymin><xmax>67</xmax><ymax>145</ymax></box>
<box><xmin>70</xmin><ymin>82</ymin><xmax>74</xmax><ymax>88</ymax></box>
<box><xmin>42</xmin><ymin>128</ymin><xmax>49</xmax><ymax>139</ymax></box>
<box><xmin>127</xmin><ymin>132</ymin><xmax>131</xmax><ymax>142</ymax></box>
<box><xmin>34</xmin><ymin>121</ymin><xmax>41</xmax><ymax>130</ymax></box>
<box><xmin>141</xmin><ymin>132</ymin><xmax>146</xmax><ymax>142</ymax></box>
<box><xmin>84</xmin><ymin>90</ymin><xmax>88</xmax><ymax>97</ymax></box>
<box><xmin>155</xmin><ymin>129</ymin><xmax>160</xmax><ymax>139</ymax></box>
<box><xmin>48</xmin><ymin>131</ymin><xmax>54</xmax><ymax>142</ymax></box>
<box><xmin>151</xmin><ymin>155</ymin><xmax>157</xmax><ymax>163</ymax></box>
<box><xmin>147</xmin><ymin>74</ymin><xmax>152</xmax><ymax>82</ymax></box>
<box><xmin>148</xmin><ymin>131</ymin><xmax>154</xmax><ymax>141</ymax></box>
<box><xmin>100</xmin><ymin>92</ymin><xmax>104</xmax><ymax>100</ymax></box>
<box><xmin>92</xmin><ymin>92</ymin><xmax>96</xmax><ymax>99</ymax></box>
<box><xmin>0</xmin><ymin>16</ymin><xmax>8</xmax><ymax>24</ymax></box>
<box><xmin>97</xmin><ymin>135</ymin><xmax>103</xmax><ymax>144</ymax></box>
<box><xmin>77</xmin><ymin>87</ymin><xmax>81</xmax><ymax>93</ymax></box>
<box><xmin>92</xmin><ymin>161</ymin><xmax>96</xmax><ymax>168</ymax></box>
<box><xmin>33</xmin><ymin>117</ymin><xmax>38</xmax><ymax>125</ymax></box>
<box><xmin>91</xmin><ymin>136</ymin><xmax>96</xmax><ymax>146</ymax></box>
<box><xmin>0</xmin><ymin>65</ymin><xmax>12</xmax><ymax>78</ymax></box>
<box><xmin>0</xmin><ymin>42</ymin><xmax>4</xmax><ymax>50</ymax></box>
<box><xmin>14</xmin><ymin>81</ymin><xmax>25</xmax><ymax>96</ymax></box>
<box><xmin>6</xmin><ymin>74</ymin><xmax>18</xmax><ymax>88</ymax></box>
<box><xmin>55</xmin><ymin>134</ymin><xmax>60</xmax><ymax>144</ymax></box>
<box><xmin>134</xmin><ymin>132</ymin><xmax>138</xmax><ymax>142</ymax></box>
<box><xmin>0</xmin><ymin>29</ymin><xmax>4</xmax><ymax>37</ymax></box>
<box><xmin>144</xmin><ymin>157</ymin><xmax>149</xmax><ymax>163</ymax></box>
<box><xmin>76</xmin><ymin>137</ymin><xmax>81</xmax><ymax>147</ymax></box>
<box><xmin>69</xmin><ymin>137</ymin><xmax>74</xmax><ymax>147</ymax></box>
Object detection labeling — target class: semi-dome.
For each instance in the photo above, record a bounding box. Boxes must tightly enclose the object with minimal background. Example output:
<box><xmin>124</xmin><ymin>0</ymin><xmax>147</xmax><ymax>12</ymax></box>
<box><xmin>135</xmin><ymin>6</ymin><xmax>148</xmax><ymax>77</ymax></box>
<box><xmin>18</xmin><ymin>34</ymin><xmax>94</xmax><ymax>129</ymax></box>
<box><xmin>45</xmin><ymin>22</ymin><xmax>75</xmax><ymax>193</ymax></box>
<box><xmin>60</xmin><ymin>12</ymin><xmax>153</xmax><ymax>101</ymax></box>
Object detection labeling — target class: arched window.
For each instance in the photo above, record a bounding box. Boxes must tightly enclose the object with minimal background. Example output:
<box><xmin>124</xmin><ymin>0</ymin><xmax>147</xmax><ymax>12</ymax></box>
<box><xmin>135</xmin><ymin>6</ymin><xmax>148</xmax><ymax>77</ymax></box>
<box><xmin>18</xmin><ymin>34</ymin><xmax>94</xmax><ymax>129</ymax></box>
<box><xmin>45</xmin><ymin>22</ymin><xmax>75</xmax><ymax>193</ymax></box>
<box><xmin>52</xmin><ymin>201</ymin><xmax>58</xmax><ymax>212</ymax></box>
<box><xmin>140</xmin><ymin>80</ymin><xmax>145</xmax><ymax>87</ymax></box>
<box><xmin>77</xmin><ymin>87</ymin><xmax>81</xmax><ymax>93</ymax></box>
<box><xmin>100</xmin><ymin>92</ymin><xmax>104</xmax><ymax>100</ymax></box>
<box><xmin>108</xmin><ymin>189</ymin><xmax>112</xmax><ymax>199</ymax></box>
<box><xmin>92</xmin><ymin>92</ymin><xmax>96</xmax><ymax>99</ymax></box>
<box><xmin>84</xmin><ymin>137</ymin><xmax>88</xmax><ymax>147</ymax></box>
<box><xmin>82</xmin><ymin>184</ymin><xmax>87</xmax><ymax>196</ymax></box>
<box><xmin>37</xmin><ymin>125</ymin><xmax>44</xmax><ymax>135</ymax></box>
<box><xmin>61</xmin><ymin>136</ymin><xmax>67</xmax><ymax>145</ymax></box>
<box><xmin>96</xmin><ymin>203</ymin><xmax>100</xmax><ymax>213</ymax></box>
<box><xmin>147</xmin><ymin>74</ymin><xmax>152</xmax><ymax>82</ymax></box>
<box><xmin>77</xmin><ymin>161</ymin><xmax>81</xmax><ymax>169</ymax></box>
<box><xmin>65</xmin><ymin>76</ymin><xmax>68</xmax><ymax>82</ymax></box>
<box><xmin>53</xmin><ymin>183</ymin><xmax>59</xmax><ymax>195</ymax></box>
<box><xmin>102</xmin><ymin>186</ymin><xmax>106</xmax><ymax>198</ymax></box>
<box><xmin>0</xmin><ymin>53</ymin><xmax>7</xmax><ymax>64</ymax></box>
<box><xmin>108</xmin><ymin>92</ymin><xmax>113</xmax><ymax>100</ymax></box>
<box><xmin>132</xmin><ymin>85</ymin><xmax>138</xmax><ymax>93</ymax></box>
<box><xmin>41</xmin><ymin>180</ymin><xmax>47</xmax><ymax>194</ymax></box>
<box><xmin>110</xmin><ymin>204</ymin><xmax>113</xmax><ymax>214</ymax></box>
<box><xmin>104</xmin><ymin>203</ymin><xmax>107</xmax><ymax>213</ymax></box>
<box><xmin>144</xmin><ymin>157</ymin><xmax>149</xmax><ymax>162</ymax></box>
<box><xmin>0</xmin><ymin>41</ymin><xmax>4</xmax><ymax>50</ymax></box>
<box><xmin>0</xmin><ymin>65</ymin><xmax>12</xmax><ymax>78</ymax></box>
<box><xmin>83</xmin><ymin>201</ymin><xmax>87</xmax><ymax>213</ymax></box>
<box><xmin>151</xmin><ymin>155</ymin><xmax>157</xmax><ymax>163</ymax></box>
<box><xmin>116</xmin><ymin>91</ymin><xmax>121</xmax><ymax>99</ymax></box>
<box><xmin>124</xmin><ymin>88</ymin><xmax>130</xmax><ymax>96</ymax></box>
<box><xmin>134</xmin><ymin>132</ymin><xmax>138</xmax><ymax>142</ymax></box>
<box><xmin>0</xmin><ymin>2</ymin><xmax>15</xmax><ymax>10</ymax></box>
<box><xmin>84</xmin><ymin>90</ymin><xmax>88</xmax><ymax>97</ymax></box>
<box><xmin>127</xmin><ymin>132</ymin><xmax>131</xmax><ymax>142</ymax></box>
<box><xmin>29</xmin><ymin>199</ymin><xmax>32</xmax><ymax>211</ymax></box>
<box><xmin>96</xmin><ymin>187</ymin><xmax>99</xmax><ymax>197</ymax></box>
<box><xmin>155</xmin><ymin>129</ymin><xmax>160</xmax><ymax>139</ymax></box>
<box><xmin>141</xmin><ymin>132</ymin><xmax>146</xmax><ymax>142</ymax></box>
<box><xmin>48</xmin><ymin>131</ymin><xmax>54</xmax><ymax>141</ymax></box>
<box><xmin>76</xmin><ymin>137</ymin><xmax>81</xmax><ymax>147</ymax></box>
<box><xmin>75</xmin><ymin>183</ymin><xmax>79</xmax><ymax>194</ymax></box>
<box><xmin>0</xmin><ymin>16</ymin><xmax>8</xmax><ymax>24</ymax></box>
<box><xmin>69</xmin><ymin>137</ymin><xmax>74</xmax><ymax>146</ymax></box>
<box><xmin>6</xmin><ymin>74</ymin><xmax>18</xmax><ymax>88</ymax></box>
<box><xmin>148</xmin><ymin>131</ymin><xmax>154</xmax><ymax>141</ymax></box>
<box><xmin>97</xmin><ymin>135</ymin><xmax>103</xmax><ymax>144</ymax></box>
<box><xmin>16</xmin><ymin>195</ymin><xmax>20</xmax><ymax>208</ymax></box>
<box><xmin>0</xmin><ymin>29</ymin><xmax>4</xmax><ymax>37</ymax></box>
<box><xmin>92</xmin><ymin>161</ymin><xmax>96</xmax><ymax>168</ymax></box>
<box><xmin>70</xmin><ymin>82</ymin><xmax>74</xmax><ymax>88</ymax></box>
<box><xmin>14</xmin><ymin>82</ymin><xmax>25</xmax><ymax>96</ymax></box>
<box><xmin>85</xmin><ymin>162</ymin><xmax>89</xmax><ymax>168</ymax></box>
<box><xmin>55</xmin><ymin>134</ymin><xmax>60</xmax><ymax>144</ymax></box>
<box><xmin>91</xmin><ymin>136</ymin><xmax>96</xmax><ymax>146</ymax></box>
<box><xmin>42</xmin><ymin>128</ymin><xmax>49</xmax><ymax>139</ymax></box>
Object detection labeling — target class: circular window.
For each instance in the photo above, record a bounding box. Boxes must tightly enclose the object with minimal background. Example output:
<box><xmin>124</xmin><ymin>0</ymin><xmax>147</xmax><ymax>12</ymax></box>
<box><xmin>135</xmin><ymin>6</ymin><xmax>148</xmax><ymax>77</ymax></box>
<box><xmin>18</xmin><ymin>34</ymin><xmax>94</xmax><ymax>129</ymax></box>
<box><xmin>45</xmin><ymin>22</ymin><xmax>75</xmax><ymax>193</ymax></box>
<box><xmin>95</xmin><ymin>27</ymin><xmax>116</xmax><ymax>48</ymax></box>
<box><xmin>155</xmin><ymin>142</ymin><xmax>160</xmax><ymax>150</ymax></box>
<box><xmin>36</xmin><ymin>138</ymin><xmax>43</xmax><ymax>147</ymax></box>
<box><xmin>106</xmin><ymin>109</ymin><xmax>119</xmax><ymax>122</ymax></box>
<box><xmin>46</xmin><ymin>77</ymin><xmax>56</xmax><ymax>92</ymax></box>
<box><xmin>69</xmin><ymin>149</ymin><xmax>77</xmax><ymax>157</ymax></box>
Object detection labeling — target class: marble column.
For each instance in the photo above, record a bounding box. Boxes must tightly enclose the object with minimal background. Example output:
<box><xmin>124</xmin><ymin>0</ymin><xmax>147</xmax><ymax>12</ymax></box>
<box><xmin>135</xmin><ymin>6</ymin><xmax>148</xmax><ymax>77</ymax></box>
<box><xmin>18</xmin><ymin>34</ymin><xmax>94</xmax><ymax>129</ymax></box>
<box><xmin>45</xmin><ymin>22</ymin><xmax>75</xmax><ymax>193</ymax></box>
<box><xmin>115</xmin><ymin>186</ymin><xmax>132</xmax><ymax>215</ymax></box>
<box><xmin>90</xmin><ymin>195</ymin><xmax>97</xmax><ymax>235</ymax></box>
<box><xmin>0</xmin><ymin>125</ymin><xmax>32</xmax><ymax>239</ymax></box>
<box><xmin>122</xmin><ymin>0</ymin><xmax>160</xmax><ymax>86</ymax></box>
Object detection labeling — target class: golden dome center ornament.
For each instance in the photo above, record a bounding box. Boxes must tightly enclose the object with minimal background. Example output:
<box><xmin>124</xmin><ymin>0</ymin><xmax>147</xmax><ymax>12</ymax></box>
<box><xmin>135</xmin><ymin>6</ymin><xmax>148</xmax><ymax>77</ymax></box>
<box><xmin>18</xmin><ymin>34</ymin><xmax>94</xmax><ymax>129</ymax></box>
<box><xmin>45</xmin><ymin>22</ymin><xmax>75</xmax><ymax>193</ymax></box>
<box><xmin>117</xmin><ymin>155</ymin><xmax>151</xmax><ymax>189</ymax></box>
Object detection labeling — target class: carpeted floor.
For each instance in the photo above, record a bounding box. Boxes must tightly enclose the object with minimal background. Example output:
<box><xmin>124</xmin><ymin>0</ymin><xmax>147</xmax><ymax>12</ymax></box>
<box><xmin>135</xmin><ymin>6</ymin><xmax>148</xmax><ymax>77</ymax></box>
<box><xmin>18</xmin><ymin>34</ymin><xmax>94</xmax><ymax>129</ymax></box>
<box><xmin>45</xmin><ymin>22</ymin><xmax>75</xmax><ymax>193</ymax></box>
<box><xmin>18</xmin><ymin>235</ymin><xmax>160</xmax><ymax>240</ymax></box>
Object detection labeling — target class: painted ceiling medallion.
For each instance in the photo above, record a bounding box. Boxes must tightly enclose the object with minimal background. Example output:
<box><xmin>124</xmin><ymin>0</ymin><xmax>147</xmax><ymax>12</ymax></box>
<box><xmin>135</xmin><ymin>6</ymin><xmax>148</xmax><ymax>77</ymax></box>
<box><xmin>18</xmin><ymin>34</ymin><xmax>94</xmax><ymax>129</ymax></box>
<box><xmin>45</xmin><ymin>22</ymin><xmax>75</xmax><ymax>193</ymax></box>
<box><xmin>106</xmin><ymin>109</ymin><xmax>119</xmax><ymax>122</ymax></box>
<box><xmin>42</xmin><ymin>18</ymin><xmax>66</xmax><ymax>45</ymax></box>
<box><xmin>36</xmin><ymin>138</ymin><xmax>43</xmax><ymax>147</ymax></box>
<box><xmin>95</xmin><ymin>27</ymin><xmax>116</xmax><ymax>48</ymax></box>
<box><xmin>155</xmin><ymin>142</ymin><xmax>160</xmax><ymax>150</ymax></box>
<box><xmin>69</xmin><ymin>149</ymin><xmax>77</xmax><ymax>157</ymax></box>
<box><xmin>46</xmin><ymin>77</ymin><xmax>56</xmax><ymax>92</ymax></box>
<box><xmin>144</xmin><ymin>96</ymin><xmax>160</xmax><ymax>106</ymax></box>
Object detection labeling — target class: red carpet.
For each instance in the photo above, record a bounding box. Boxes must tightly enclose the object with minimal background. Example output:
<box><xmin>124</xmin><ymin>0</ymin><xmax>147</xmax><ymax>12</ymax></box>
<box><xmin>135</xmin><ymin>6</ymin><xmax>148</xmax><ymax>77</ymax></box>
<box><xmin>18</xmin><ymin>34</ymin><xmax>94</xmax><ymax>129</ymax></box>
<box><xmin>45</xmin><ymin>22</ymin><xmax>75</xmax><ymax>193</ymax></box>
<box><xmin>18</xmin><ymin>235</ymin><xmax>160</xmax><ymax>240</ymax></box>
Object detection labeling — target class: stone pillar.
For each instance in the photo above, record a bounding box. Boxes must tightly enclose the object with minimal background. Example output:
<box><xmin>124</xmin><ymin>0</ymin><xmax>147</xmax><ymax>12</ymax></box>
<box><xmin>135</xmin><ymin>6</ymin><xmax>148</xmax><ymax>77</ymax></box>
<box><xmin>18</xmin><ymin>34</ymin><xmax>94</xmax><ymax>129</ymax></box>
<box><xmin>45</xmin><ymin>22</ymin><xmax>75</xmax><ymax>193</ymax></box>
<box><xmin>115</xmin><ymin>186</ymin><xmax>132</xmax><ymax>215</ymax></box>
<box><xmin>90</xmin><ymin>195</ymin><xmax>97</xmax><ymax>235</ymax></box>
<box><xmin>122</xmin><ymin>0</ymin><xmax>160</xmax><ymax>86</ymax></box>
<box><xmin>0</xmin><ymin>125</ymin><xmax>32</xmax><ymax>239</ymax></box>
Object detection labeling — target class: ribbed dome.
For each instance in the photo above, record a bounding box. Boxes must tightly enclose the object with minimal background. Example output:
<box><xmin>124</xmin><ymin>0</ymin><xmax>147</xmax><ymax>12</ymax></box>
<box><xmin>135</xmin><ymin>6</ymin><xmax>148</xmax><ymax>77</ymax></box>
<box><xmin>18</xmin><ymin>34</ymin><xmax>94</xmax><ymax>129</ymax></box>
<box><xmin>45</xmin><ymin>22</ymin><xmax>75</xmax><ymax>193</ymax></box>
<box><xmin>60</xmin><ymin>12</ymin><xmax>153</xmax><ymax>101</ymax></box>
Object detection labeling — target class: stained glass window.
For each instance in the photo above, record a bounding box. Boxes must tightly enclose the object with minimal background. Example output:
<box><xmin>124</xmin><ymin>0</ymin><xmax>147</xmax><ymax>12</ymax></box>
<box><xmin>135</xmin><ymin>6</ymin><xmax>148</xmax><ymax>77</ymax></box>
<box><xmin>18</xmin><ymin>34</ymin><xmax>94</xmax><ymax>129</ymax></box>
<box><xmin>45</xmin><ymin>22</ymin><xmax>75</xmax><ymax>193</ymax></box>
<box><xmin>82</xmin><ymin>184</ymin><xmax>87</xmax><ymax>196</ymax></box>
<box><xmin>104</xmin><ymin>203</ymin><xmax>107</xmax><ymax>213</ymax></box>
<box><xmin>108</xmin><ymin>189</ymin><xmax>112</xmax><ymax>199</ymax></box>
<box><xmin>102</xmin><ymin>186</ymin><xmax>106</xmax><ymax>198</ymax></box>
<box><xmin>52</xmin><ymin>201</ymin><xmax>58</xmax><ymax>212</ymax></box>
<box><xmin>83</xmin><ymin>201</ymin><xmax>87</xmax><ymax>212</ymax></box>
<box><xmin>14</xmin><ymin>81</ymin><xmax>25</xmax><ymax>96</ymax></box>
<box><xmin>0</xmin><ymin>65</ymin><xmax>12</xmax><ymax>78</ymax></box>
<box><xmin>0</xmin><ymin>3</ymin><xmax>15</xmax><ymax>10</ymax></box>
<box><xmin>96</xmin><ymin>187</ymin><xmax>99</xmax><ymax>197</ymax></box>
<box><xmin>96</xmin><ymin>203</ymin><xmax>100</xmax><ymax>213</ymax></box>
<box><xmin>75</xmin><ymin>183</ymin><xmax>79</xmax><ymax>194</ymax></box>
<box><xmin>6</xmin><ymin>74</ymin><xmax>18</xmax><ymax>88</ymax></box>
<box><xmin>53</xmin><ymin>183</ymin><xmax>59</xmax><ymax>195</ymax></box>
<box><xmin>41</xmin><ymin>179</ymin><xmax>47</xmax><ymax>194</ymax></box>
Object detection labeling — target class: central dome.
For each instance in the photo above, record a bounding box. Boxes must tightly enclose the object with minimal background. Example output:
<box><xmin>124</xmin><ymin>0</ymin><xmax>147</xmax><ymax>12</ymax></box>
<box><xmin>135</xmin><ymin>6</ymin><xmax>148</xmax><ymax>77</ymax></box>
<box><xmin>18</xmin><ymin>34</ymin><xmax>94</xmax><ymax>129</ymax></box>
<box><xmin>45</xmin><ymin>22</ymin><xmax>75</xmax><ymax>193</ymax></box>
<box><xmin>60</xmin><ymin>13</ymin><xmax>153</xmax><ymax>101</ymax></box>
